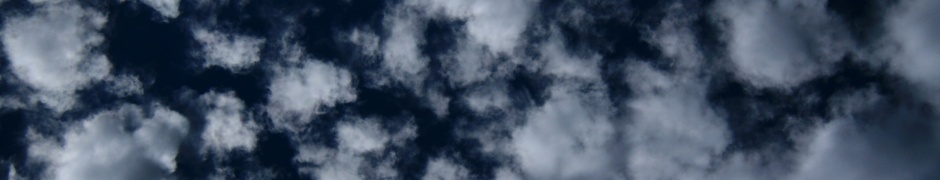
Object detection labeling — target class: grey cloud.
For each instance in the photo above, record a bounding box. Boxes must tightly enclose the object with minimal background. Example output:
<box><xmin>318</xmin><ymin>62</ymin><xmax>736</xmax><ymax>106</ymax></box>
<box><xmin>28</xmin><ymin>104</ymin><xmax>189</xmax><ymax>180</ymax></box>
<box><xmin>266</xmin><ymin>60</ymin><xmax>357</xmax><ymax>132</ymax></box>
<box><xmin>714</xmin><ymin>0</ymin><xmax>853</xmax><ymax>88</ymax></box>
<box><xmin>1</xmin><ymin>1</ymin><xmax>110</xmax><ymax>112</ymax></box>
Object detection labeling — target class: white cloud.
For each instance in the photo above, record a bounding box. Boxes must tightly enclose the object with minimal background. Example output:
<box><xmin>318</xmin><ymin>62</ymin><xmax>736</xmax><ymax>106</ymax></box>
<box><xmin>511</xmin><ymin>83</ymin><xmax>619</xmax><ymax>179</ymax></box>
<box><xmin>624</xmin><ymin>62</ymin><xmax>731</xmax><ymax>180</ymax></box>
<box><xmin>105</xmin><ymin>74</ymin><xmax>145</xmax><ymax>97</ymax></box>
<box><xmin>885</xmin><ymin>0</ymin><xmax>940</xmax><ymax>107</ymax></box>
<box><xmin>193</xmin><ymin>29</ymin><xmax>265</xmax><ymax>72</ymax></box>
<box><xmin>266</xmin><ymin>60</ymin><xmax>357</xmax><ymax>132</ymax></box>
<box><xmin>295</xmin><ymin>119</ymin><xmax>416</xmax><ymax>180</ymax></box>
<box><xmin>377</xmin><ymin>7</ymin><xmax>451</xmax><ymax>117</ymax></box>
<box><xmin>539</xmin><ymin>32</ymin><xmax>603</xmax><ymax>80</ymax></box>
<box><xmin>139</xmin><ymin>0</ymin><xmax>181</xmax><ymax>19</ymax></box>
<box><xmin>461</xmin><ymin>82</ymin><xmax>510</xmax><ymax>113</ymax></box>
<box><xmin>422</xmin><ymin>158</ymin><xmax>469</xmax><ymax>180</ymax></box>
<box><xmin>408</xmin><ymin>0</ymin><xmax>536</xmax><ymax>53</ymax></box>
<box><xmin>714</xmin><ymin>0</ymin><xmax>852</xmax><ymax>88</ymax></box>
<box><xmin>28</xmin><ymin>104</ymin><xmax>189</xmax><ymax>180</ymax></box>
<box><xmin>1</xmin><ymin>1</ymin><xmax>110</xmax><ymax>112</ymax></box>
<box><xmin>787</xmin><ymin>89</ymin><xmax>940</xmax><ymax>180</ymax></box>
<box><xmin>380</xmin><ymin>10</ymin><xmax>428</xmax><ymax>86</ymax></box>
<box><xmin>199</xmin><ymin>90</ymin><xmax>259</xmax><ymax>154</ymax></box>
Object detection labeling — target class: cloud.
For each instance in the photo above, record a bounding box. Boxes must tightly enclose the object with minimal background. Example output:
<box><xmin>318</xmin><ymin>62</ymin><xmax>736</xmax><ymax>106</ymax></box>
<box><xmin>139</xmin><ymin>0</ymin><xmax>181</xmax><ymax>19</ymax></box>
<box><xmin>105</xmin><ymin>74</ymin><xmax>145</xmax><ymax>97</ymax></box>
<box><xmin>787</xmin><ymin>89</ymin><xmax>940</xmax><ymax>180</ymax></box>
<box><xmin>380</xmin><ymin>10</ymin><xmax>428</xmax><ymax>86</ymax></box>
<box><xmin>510</xmin><ymin>83</ymin><xmax>619</xmax><ymax>179</ymax></box>
<box><xmin>28</xmin><ymin>104</ymin><xmax>189</xmax><ymax>180</ymax></box>
<box><xmin>885</xmin><ymin>0</ymin><xmax>940</xmax><ymax>106</ymax></box>
<box><xmin>193</xmin><ymin>28</ymin><xmax>265</xmax><ymax>72</ymax></box>
<box><xmin>713</xmin><ymin>0</ymin><xmax>853</xmax><ymax>88</ymax></box>
<box><xmin>376</xmin><ymin>6</ymin><xmax>450</xmax><ymax>116</ymax></box>
<box><xmin>266</xmin><ymin>60</ymin><xmax>357</xmax><ymax>132</ymax></box>
<box><xmin>624</xmin><ymin>62</ymin><xmax>731</xmax><ymax>180</ymax></box>
<box><xmin>624</xmin><ymin>8</ymin><xmax>735</xmax><ymax>179</ymax></box>
<box><xmin>295</xmin><ymin>118</ymin><xmax>416</xmax><ymax>180</ymax></box>
<box><xmin>1</xmin><ymin>1</ymin><xmax>110</xmax><ymax>112</ymax></box>
<box><xmin>199</xmin><ymin>90</ymin><xmax>259</xmax><ymax>154</ymax></box>
<box><xmin>409</xmin><ymin>0</ymin><xmax>536</xmax><ymax>53</ymax></box>
<box><xmin>422</xmin><ymin>157</ymin><xmax>469</xmax><ymax>180</ymax></box>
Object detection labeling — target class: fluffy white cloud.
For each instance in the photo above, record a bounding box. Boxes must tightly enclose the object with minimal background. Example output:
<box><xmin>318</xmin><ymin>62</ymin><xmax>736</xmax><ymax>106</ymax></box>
<box><xmin>625</xmin><ymin>62</ymin><xmax>731</xmax><ymax>180</ymax></box>
<box><xmin>139</xmin><ymin>0</ymin><xmax>181</xmax><ymax>19</ymax></box>
<box><xmin>1</xmin><ymin>1</ymin><xmax>110</xmax><ymax>112</ymax></box>
<box><xmin>788</xmin><ymin>89</ymin><xmax>940</xmax><ymax>180</ymax></box>
<box><xmin>422</xmin><ymin>158</ymin><xmax>469</xmax><ymax>180</ymax></box>
<box><xmin>511</xmin><ymin>83</ymin><xmax>619</xmax><ymax>179</ymax></box>
<box><xmin>377</xmin><ymin>7</ymin><xmax>451</xmax><ymax>117</ymax></box>
<box><xmin>199</xmin><ymin>90</ymin><xmax>259</xmax><ymax>154</ymax></box>
<box><xmin>461</xmin><ymin>82</ymin><xmax>510</xmax><ymax>113</ymax></box>
<box><xmin>295</xmin><ymin>119</ymin><xmax>416</xmax><ymax>180</ymax></box>
<box><xmin>193</xmin><ymin>29</ymin><xmax>265</xmax><ymax>72</ymax></box>
<box><xmin>885</xmin><ymin>0</ymin><xmax>940</xmax><ymax>107</ymax></box>
<box><xmin>409</xmin><ymin>0</ymin><xmax>536</xmax><ymax>53</ymax></box>
<box><xmin>381</xmin><ymin>11</ymin><xmax>428</xmax><ymax>86</ymax></box>
<box><xmin>28</xmin><ymin>104</ymin><xmax>189</xmax><ymax>180</ymax></box>
<box><xmin>266</xmin><ymin>60</ymin><xmax>357</xmax><ymax>132</ymax></box>
<box><xmin>105</xmin><ymin>74</ymin><xmax>145</xmax><ymax>97</ymax></box>
<box><xmin>714</xmin><ymin>0</ymin><xmax>852</xmax><ymax>88</ymax></box>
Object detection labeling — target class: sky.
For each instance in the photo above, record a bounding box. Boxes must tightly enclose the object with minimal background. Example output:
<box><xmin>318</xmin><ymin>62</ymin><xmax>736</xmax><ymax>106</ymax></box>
<box><xmin>0</xmin><ymin>0</ymin><xmax>938</xmax><ymax>179</ymax></box>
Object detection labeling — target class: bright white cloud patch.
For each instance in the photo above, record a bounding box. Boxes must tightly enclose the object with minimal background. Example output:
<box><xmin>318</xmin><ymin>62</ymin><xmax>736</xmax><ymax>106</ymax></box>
<box><xmin>28</xmin><ymin>104</ymin><xmax>189</xmax><ymax>180</ymax></box>
<box><xmin>511</xmin><ymin>83</ymin><xmax>618</xmax><ymax>179</ymax></box>
<box><xmin>200</xmin><ymin>90</ymin><xmax>258</xmax><ymax>154</ymax></box>
<box><xmin>1</xmin><ymin>1</ymin><xmax>110</xmax><ymax>112</ymax></box>
<box><xmin>193</xmin><ymin>29</ymin><xmax>265</xmax><ymax>72</ymax></box>
<box><xmin>714</xmin><ymin>0</ymin><xmax>852</xmax><ymax>88</ymax></box>
<box><xmin>625</xmin><ymin>62</ymin><xmax>731</xmax><ymax>180</ymax></box>
<box><xmin>266</xmin><ymin>60</ymin><xmax>356</xmax><ymax>132</ymax></box>
<box><xmin>139</xmin><ymin>0</ymin><xmax>181</xmax><ymax>19</ymax></box>
<box><xmin>410</xmin><ymin>0</ymin><xmax>536</xmax><ymax>53</ymax></box>
<box><xmin>886</xmin><ymin>0</ymin><xmax>940</xmax><ymax>107</ymax></box>
<box><xmin>296</xmin><ymin>119</ymin><xmax>416</xmax><ymax>180</ymax></box>
<box><xmin>422</xmin><ymin>158</ymin><xmax>469</xmax><ymax>180</ymax></box>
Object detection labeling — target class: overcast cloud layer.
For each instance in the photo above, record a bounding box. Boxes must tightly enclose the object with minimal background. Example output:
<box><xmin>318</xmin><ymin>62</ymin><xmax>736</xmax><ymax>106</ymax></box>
<box><xmin>1</xmin><ymin>0</ymin><xmax>938</xmax><ymax>179</ymax></box>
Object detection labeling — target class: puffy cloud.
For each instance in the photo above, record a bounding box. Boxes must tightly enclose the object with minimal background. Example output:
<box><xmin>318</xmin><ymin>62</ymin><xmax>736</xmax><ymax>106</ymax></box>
<box><xmin>1</xmin><ymin>1</ymin><xmax>110</xmax><ymax>112</ymax></box>
<box><xmin>409</xmin><ymin>0</ymin><xmax>536</xmax><ymax>53</ymax></box>
<box><xmin>105</xmin><ymin>74</ymin><xmax>145</xmax><ymax>97</ymax></box>
<box><xmin>422</xmin><ymin>158</ymin><xmax>469</xmax><ymax>180</ymax></box>
<box><xmin>714</xmin><ymin>0</ymin><xmax>853</xmax><ymax>88</ymax></box>
<box><xmin>626</xmin><ymin>9</ymin><xmax>733</xmax><ymax>178</ymax></box>
<box><xmin>380</xmin><ymin>10</ymin><xmax>428</xmax><ymax>86</ymax></box>
<box><xmin>787</xmin><ymin>89</ymin><xmax>940</xmax><ymax>180</ymax></box>
<box><xmin>266</xmin><ymin>60</ymin><xmax>357</xmax><ymax>132</ymax></box>
<box><xmin>139</xmin><ymin>0</ymin><xmax>181</xmax><ymax>19</ymax></box>
<box><xmin>295</xmin><ymin>119</ymin><xmax>416</xmax><ymax>180</ymax></box>
<box><xmin>624</xmin><ymin>62</ymin><xmax>731</xmax><ymax>179</ymax></box>
<box><xmin>510</xmin><ymin>83</ymin><xmax>619</xmax><ymax>179</ymax></box>
<box><xmin>885</xmin><ymin>0</ymin><xmax>940</xmax><ymax>107</ymax></box>
<box><xmin>377</xmin><ymin>7</ymin><xmax>451</xmax><ymax>117</ymax></box>
<box><xmin>199</xmin><ymin>90</ymin><xmax>259</xmax><ymax>154</ymax></box>
<box><xmin>193</xmin><ymin>29</ymin><xmax>265</xmax><ymax>72</ymax></box>
<box><xmin>461</xmin><ymin>82</ymin><xmax>510</xmax><ymax>113</ymax></box>
<box><xmin>28</xmin><ymin>104</ymin><xmax>189</xmax><ymax>180</ymax></box>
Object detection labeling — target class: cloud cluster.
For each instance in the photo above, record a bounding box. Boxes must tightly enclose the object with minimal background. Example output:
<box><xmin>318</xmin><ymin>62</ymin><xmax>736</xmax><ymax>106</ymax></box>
<box><xmin>192</xmin><ymin>29</ymin><xmax>265</xmax><ymax>72</ymax></box>
<box><xmin>714</xmin><ymin>0</ymin><xmax>853</xmax><ymax>88</ymax></box>
<box><xmin>1</xmin><ymin>1</ymin><xmax>110</xmax><ymax>112</ymax></box>
<box><xmin>199</xmin><ymin>90</ymin><xmax>259</xmax><ymax>154</ymax></box>
<box><xmin>138</xmin><ymin>0</ymin><xmax>181</xmax><ymax>19</ymax></box>
<box><xmin>28</xmin><ymin>104</ymin><xmax>189</xmax><ymax>180</ymax></box>
<box><xmin>295</xmin><ymin>118</ymin><xmax>416</xmax><ymax>180</ymax></box>
<box><xmin>266</xmin><ymin>60</ymin><xmax>357</xmax><ymax>132</ymax></box>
